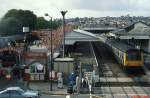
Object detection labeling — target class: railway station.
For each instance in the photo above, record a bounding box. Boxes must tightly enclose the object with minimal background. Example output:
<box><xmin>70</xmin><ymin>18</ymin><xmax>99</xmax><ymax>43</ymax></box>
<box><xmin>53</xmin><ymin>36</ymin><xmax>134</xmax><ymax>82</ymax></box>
<box><xmin>1</xmin><ymin>1</ymin><xmax>150</xmax><ymax>98</ymax></box>
<box><xmin>0</xmin><ymin>21</ymin><xmax>150</xmax><ymax>98</ymax></box>
<box><xmin>23</xmin><ymin>23</ymin><xmax>150</xmax><ymax>96</ymax></box>
<box><xmin>64</xmin><ymin>27</ymin><xmax>150</xmax><ymax>97</ymax></box>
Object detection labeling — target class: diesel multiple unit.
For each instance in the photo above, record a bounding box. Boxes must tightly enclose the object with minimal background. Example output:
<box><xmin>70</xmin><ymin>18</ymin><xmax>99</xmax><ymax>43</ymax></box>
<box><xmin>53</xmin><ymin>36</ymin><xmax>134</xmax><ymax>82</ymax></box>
<box><xmin>105</xmin><ymin>39</ymin><xmax>144</xmax><ymax>67</ymax></box>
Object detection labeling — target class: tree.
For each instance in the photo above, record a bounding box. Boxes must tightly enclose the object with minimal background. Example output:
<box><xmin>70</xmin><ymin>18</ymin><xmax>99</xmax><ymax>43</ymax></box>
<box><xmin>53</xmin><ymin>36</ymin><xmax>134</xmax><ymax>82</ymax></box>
<box><xmin>36</xmin><ymin>17</ymin><xmax>49</xmax><ymax>29</ymax></box>
<box><xmin>75</xmin><ymin>17</ymin><xmax>79</xmax><ymax>22</ymax></box>
<box><xmin>36</xmin><ymin>18</ymin><xmax>62</xmax><ymax>30</ymax></box>
<box><xmin>0</xmin><ymin>9</ymin><xmax>62</xmax><ymax>36</ymax></box>
<box><xmin>0</xmin><ymin>17</ymin><xmax>22</xmax><ymax>36</ymax></box>
<box><xmin>3</xmin><ymin>9</ymin><xmax>37</xmax><ymax>30</ymax></box>
<box><xmin>51</xmin><ymin>19</ymin><xmax>62</xmax><ymax>29</ymax></box>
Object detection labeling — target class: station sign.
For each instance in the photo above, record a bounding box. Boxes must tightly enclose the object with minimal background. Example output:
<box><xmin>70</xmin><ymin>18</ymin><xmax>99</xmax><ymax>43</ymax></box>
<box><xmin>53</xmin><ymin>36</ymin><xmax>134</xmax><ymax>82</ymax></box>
<box><xmin>23</xmin><ymin>52</ymin><xmax>47</xmax><ymax>59</ymax></box>
<box><xmin>23</xmin><ymin>27</ymin><xmax>29</xmax><ymax>33</ymax></box>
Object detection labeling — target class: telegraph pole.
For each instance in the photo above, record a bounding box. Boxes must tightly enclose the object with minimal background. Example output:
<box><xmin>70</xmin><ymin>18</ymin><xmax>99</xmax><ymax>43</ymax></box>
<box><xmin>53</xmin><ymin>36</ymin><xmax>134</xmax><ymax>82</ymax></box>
<box><xmin>61</xmin><ymin>11</ymin><xmax>67</xmax><ymax>58</ymax></box>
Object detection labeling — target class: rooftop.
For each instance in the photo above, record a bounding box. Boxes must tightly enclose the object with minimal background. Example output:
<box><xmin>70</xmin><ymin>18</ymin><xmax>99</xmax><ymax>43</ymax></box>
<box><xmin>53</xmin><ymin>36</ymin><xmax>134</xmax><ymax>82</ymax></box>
<box><xmin>114</xmin><ymin>21</ymin><xmax>150</xmax><ymax>35</ymax></box>
<box><xmin>6</xmin><ymin>87</ymin><xmax>21</xmax><ymax>90</ymax></box>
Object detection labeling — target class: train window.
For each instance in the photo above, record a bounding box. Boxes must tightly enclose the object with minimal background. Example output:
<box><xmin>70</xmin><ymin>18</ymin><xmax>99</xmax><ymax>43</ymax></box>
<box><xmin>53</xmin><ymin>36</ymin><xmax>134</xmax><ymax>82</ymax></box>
<box><xmin>126</xmin><ymin>51</ymin><xmax>141</xmax><ymax>60</ymax></box>
<box><xmin>121</xmin><ymin>56</ymin><xmax>123</xmax><ymax>64</ymax></box>
<box><xmin>117</xmin><ymin>51</ymin><xmax>119</xmax><ymax>56</ymax></box>
<box><xmin>119</xmin><ymin>52</ymin><xmax>123</xmax><ymax>63</ymax></box>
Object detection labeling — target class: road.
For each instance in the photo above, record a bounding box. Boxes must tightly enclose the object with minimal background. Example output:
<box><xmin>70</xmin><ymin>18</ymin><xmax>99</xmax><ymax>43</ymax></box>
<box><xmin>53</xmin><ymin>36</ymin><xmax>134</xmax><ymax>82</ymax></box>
<box><xmin>0</xmin><ymin>80</ymin><xmax>26</xmax><ymax>90</ymax></box>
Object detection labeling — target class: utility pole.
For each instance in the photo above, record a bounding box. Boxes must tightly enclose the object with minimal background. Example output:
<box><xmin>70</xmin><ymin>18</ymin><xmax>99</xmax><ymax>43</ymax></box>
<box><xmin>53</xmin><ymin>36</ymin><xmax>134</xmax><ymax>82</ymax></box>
<box><xmin>61</xmin><ymin>11</ymin><xmax>67</xmax><ymax>58</ymax></box>
<box><xmin>45</xmin><ymin>13</ymin><xmax>53</xmax><ymax>91</ymax></box>
<box><xmin>79</xmin><ymin>62</ymin><xmax>82</xmax><ymax>94</ymax></box>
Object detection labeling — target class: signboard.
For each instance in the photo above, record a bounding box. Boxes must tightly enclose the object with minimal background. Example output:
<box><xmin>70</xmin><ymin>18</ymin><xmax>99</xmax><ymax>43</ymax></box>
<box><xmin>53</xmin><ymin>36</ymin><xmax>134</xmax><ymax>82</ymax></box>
<box><xmin>24</xmin><ymin>52</ymin><xmax>47</xmax><ymax>59</ymax></box>
<box><xmin>23</xmin><ymin>27</ymin><xmax>29</xmax><ymax>33</ymax></box>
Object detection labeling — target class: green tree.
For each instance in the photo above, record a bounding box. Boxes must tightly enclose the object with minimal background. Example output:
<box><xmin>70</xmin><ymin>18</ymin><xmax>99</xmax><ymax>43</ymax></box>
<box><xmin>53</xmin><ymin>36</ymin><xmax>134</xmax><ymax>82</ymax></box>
<box><xmin>51</xmin><ymin>19</ymin><xmax>62</xmax><ymax>29</ymax></box>
<box><xmin>0</xmin><ymin>17</ymin><xmax>22</xmax><ymax>36</ymax></box>
<box><xmin>3</xmin><ymin>9</ymin><xmax>37</xmax><ymax>30</ymax></box>
<box><xmin>0</xmin><ymin>9</ymin><xmax>62</xmax><ymax>36</ymax></box>
<box><xmin>36</xmin><ymin>18</ymin><xmax>62</xmax><ymax>30</ymax></box>
<box><xmin>36</xmin><ymin>17</ymin><xmax>49</xmax><ymax>29</ymax></box>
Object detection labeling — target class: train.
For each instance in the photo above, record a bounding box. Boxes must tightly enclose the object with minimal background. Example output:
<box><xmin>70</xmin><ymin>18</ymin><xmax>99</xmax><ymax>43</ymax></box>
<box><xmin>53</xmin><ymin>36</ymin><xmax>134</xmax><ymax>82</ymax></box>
<box><xmin>105</xmin><ymin>38</ymin><xmax>144</xmax><ymax>67</ymax></box>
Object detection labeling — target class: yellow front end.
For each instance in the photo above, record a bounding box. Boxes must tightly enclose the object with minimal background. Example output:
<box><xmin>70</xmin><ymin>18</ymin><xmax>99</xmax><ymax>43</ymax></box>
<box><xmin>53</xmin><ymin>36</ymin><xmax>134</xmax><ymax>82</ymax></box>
<box><xmin>125</xmin><ymin>61</ymin><xmax>144</xmax><ymax>67</ymax></box>
<box><xmin>123</xmin><ymin>53</ymin><xmax>144</xmax><ymax>67</ymax></box>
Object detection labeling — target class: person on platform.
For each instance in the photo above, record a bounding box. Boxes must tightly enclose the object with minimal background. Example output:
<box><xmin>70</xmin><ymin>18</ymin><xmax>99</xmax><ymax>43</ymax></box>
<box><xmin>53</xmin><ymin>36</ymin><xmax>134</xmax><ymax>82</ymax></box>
<box><xmin>57</xmin><ymin>72</ymin><xmax>63</xmax><ymax>88</ymax></box>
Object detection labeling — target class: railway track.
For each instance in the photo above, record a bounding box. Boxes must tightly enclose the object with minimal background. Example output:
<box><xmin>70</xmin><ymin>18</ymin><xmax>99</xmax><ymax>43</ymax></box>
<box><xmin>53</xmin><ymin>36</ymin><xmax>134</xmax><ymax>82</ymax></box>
<box><xmin>106</xmin><ymin>62</ymin><xmax>150</xmax><ymax>96</ymax></box>
<box><xmin>91</xmin><ymin>41</ymin><xmax>150</xmax><ymax>97</ymax></box>
<box><xmin>92</xmin><ymin>41</ymin><xmax>128</xmax><ymax>98</ymax></box>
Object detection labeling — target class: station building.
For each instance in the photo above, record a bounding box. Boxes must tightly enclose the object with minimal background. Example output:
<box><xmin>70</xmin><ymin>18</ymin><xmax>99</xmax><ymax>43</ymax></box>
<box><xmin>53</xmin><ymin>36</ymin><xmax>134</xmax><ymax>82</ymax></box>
<box><xmin>112</xmin><ymin>21</ymin><xmax>150</xmax><ymax>54</ymax></box>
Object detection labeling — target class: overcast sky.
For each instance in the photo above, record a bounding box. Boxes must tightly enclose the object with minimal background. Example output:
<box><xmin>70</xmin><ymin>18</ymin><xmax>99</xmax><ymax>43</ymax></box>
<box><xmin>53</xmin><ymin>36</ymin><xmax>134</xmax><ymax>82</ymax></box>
<box><xmin>0</xmin><ymin>0</ymin><xmax>150</xmax><ymax>18</ymax></box>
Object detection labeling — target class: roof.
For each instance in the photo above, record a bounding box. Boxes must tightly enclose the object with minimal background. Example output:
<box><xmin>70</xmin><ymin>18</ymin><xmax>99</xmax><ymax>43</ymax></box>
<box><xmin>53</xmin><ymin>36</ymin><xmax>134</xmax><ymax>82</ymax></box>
<box><xmin>82</xmin><ymin>27</ymin><xmax>116</xmax><ymax>30</ymax></box>
<box><xmin>65</xmin><ymin>29</ymin><xmax>100</xmax><ymax>45</ymax></box>
<box><xmin>74</xmin><ymin>29</ymin><xmax>98</xmax><ymax>38</ymax></box>
<box><xmin>55</xmin><ymin>58</ymin><xmax>74</xmax><ymax>62</ymax></box>
<box><xmin>6</xmin><ymin>87</ymin><xmax>21</xmax><ymax>90</ymax></box>
<box><xmin>114</xmin><ymin>21</ymin><xmax>150</xmax><ymax>35</ymax></box>
<box><xmin>127</xmin><ymin>22</ymin><xmax>150</xmax><ymax>35</ymax></box>
<box><xmin>106</xmin><ymin>39</ymin><xmax>135</xmax><ymax>52</ymax></box>
<box><xmin>126</xmin><ymin>21</ymin><xmax>150</xmax><ymax>29</ymax></box>
<box><xmin>29</xmin><ymin>45</ymin><xmax>48</xmax><ymax>52</ymax></box>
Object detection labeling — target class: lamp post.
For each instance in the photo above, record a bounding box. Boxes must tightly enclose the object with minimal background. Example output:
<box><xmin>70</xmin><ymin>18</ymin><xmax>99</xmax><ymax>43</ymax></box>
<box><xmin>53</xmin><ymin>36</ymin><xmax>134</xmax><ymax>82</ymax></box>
<box><xmin>45</xmin><ymin>13</ymin><xmax>53</xmax><ymax>91</ymax></box>
<box><xmin>61</xmin><ymin>11</ymin><xmax>67</xmax><ymax>58</ymax></box>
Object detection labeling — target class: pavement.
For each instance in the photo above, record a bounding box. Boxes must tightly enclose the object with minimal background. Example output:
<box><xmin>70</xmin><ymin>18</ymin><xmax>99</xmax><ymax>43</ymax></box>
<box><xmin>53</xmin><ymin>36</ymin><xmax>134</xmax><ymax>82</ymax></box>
<box><xmin>28</xmin><ymin>81</ymin><xmax>92</xmax><ymax>95</ymax></box>
<box><xmin>1</xmin><ymin>80</ymin><xmax>149</xmax><ymax>98</ymax></box>
<box><xmin>27</xmin><ymin>81</ymin><xmax>102</xmax><ymax>98</ymax></box>
<box><xmin>28</xmin><ymin>81</ymin><xmax>68</xmax><ymax>95</ymax></box>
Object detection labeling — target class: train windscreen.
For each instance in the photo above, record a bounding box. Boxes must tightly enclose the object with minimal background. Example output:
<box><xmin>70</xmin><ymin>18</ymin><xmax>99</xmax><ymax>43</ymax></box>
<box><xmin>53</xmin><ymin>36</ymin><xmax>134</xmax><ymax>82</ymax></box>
<box><xmin>126</xmin><ymin>50</ymin><xmax>141</xmax><ymax>61</ymax></box>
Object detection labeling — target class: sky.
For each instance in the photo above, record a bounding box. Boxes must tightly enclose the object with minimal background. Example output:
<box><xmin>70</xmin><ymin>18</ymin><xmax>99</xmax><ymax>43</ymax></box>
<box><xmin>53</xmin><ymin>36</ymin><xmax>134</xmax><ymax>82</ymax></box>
<box><xmin>0</xmin><ymin>0</ymin><xmax>150</xmax><ymax>18</ymax></box>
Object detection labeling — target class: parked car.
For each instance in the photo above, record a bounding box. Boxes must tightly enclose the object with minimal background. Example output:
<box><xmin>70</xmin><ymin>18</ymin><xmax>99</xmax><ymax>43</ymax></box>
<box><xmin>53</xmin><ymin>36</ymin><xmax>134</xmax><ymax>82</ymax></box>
<box><xmin>0</xmin><ymin>87</ymin><xmax>40</xmax><ymax>98</ymax></box>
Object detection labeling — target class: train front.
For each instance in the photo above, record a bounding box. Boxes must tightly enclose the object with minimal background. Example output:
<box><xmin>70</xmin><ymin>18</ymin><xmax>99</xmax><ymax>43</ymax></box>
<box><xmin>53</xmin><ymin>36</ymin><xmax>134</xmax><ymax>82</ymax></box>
<box><xmin>125</xmin><ymin>49</ymin><xmax>144</xmax><ymax>67</ymax></box>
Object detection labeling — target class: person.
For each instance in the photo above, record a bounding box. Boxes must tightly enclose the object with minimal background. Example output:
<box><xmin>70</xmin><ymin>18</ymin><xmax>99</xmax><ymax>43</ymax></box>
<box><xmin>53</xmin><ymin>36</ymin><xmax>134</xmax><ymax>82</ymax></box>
<box><xmin>89</xmin><ymin>83</ymin><xmax>92</xmax><ymax>93</ymax></box>
<box><xmin>57</xmin><ymin>72</ymin><xmax>63</xmax><ymax>88</ymax></box>
<box><xmin>82</xmin><ymin>78</ymin><xmax>87</xmax><ymax>88</ymax></box>
<box><xmin>75</xmin><ymin>76</ymin><xmax>80</xmax><ymax>94</ymax></box>
<box><xmin>68</xmin><ymin>73</ymin><xmax>76</xmax><ymax>85</ymax></box>
<box><xmin>12</xmin><ymin>67</ymin><xmax>20</xmax><ymax>80</ymax></box>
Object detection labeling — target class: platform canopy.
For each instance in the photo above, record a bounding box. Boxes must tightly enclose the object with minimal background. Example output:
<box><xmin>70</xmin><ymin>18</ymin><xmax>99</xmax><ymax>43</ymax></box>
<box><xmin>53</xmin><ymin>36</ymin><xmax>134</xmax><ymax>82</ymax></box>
<box><xmin>65</xmin><ymin>29</ymin><xmax>100</xmax><ymax>45</ymax></box>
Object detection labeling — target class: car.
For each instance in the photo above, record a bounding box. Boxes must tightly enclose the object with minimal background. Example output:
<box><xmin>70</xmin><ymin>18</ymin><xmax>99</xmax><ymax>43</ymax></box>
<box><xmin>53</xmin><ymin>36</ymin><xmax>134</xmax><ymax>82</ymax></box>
<box><xmin>0</xmin><ymin>86</ymin><xmax>40</xmax><ymax>98</ymax></box>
